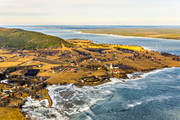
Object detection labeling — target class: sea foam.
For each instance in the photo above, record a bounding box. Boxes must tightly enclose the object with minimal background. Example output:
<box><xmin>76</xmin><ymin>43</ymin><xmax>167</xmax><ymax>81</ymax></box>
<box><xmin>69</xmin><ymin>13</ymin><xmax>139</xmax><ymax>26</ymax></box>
<box><xmin>22</xmin><ymin>67</ymin><xmax>178</xmax><ymax>120</ymax></box>
<box><xmin>126</xmin><ymin>95</ymin><xmax>172</xmax><ymax>109</ymax></box>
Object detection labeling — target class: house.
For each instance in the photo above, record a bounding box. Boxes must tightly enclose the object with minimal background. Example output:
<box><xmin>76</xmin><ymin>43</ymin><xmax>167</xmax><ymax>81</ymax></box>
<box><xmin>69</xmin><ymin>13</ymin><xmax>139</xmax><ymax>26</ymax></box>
<box><xmin>0</xmin><ymin>57</ymin><xmax>6</xmax><ymax>59</ymax></box>
<box><xmin>114</xmin><ymin>70</ymin><xmax>121</xmax><ymax>74</ymax></box>
<box><xmin>3</xmin><ymin>90</ymin><xmax>10</xmax><ymax>94</ymax></box>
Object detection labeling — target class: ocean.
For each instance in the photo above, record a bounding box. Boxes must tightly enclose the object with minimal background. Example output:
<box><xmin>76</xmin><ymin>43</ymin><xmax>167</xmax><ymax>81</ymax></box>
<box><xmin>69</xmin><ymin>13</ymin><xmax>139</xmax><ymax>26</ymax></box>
<box><xmin>3</xmin><ymin>25</ymin><xmax>180</xmax><ymax>120</ymax></box>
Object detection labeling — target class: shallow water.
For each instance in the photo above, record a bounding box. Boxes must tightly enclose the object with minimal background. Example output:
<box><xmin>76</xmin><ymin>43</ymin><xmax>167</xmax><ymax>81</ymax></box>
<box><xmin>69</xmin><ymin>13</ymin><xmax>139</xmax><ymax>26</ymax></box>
<box><xmin>4</xmin><ymin>25</ymin><xmax>180</xmax><ymax>120</ymax></box>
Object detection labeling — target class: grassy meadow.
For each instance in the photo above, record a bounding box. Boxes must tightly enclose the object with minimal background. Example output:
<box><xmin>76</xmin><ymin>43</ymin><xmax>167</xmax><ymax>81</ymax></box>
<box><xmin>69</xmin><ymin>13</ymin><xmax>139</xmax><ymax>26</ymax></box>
<box><xmin>0</xmin><ymin>28</ymin><xmax>72</xmax><ymax>49</ymax></box>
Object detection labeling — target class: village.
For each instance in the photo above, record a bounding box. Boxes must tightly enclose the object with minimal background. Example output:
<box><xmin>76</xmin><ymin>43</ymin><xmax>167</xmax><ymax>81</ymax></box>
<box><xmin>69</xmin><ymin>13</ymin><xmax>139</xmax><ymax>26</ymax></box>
<box><xmin>0</xmin><ymin>39</ymin><xmax>180</xmax><ymax>115</ymax></box>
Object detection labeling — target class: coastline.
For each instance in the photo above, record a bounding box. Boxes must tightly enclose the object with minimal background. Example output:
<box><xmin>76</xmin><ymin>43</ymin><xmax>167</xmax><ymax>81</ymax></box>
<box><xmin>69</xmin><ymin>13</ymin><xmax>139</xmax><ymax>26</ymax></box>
<box><xmin>22</xmin><ymin>67</ymin><xmax>180</xmax><ymax>120</ymax></box>
<box><xmin>1</xmin><ymin>38</ymin><xmax>180</xmax><ymax>119</ymax></box>
<box><xmin>1</xmin><ymin>28</ymin><xmax>180</xmax><ymax>120</ymax></box>
<box><xmin>76</xmin><ymin>30</ymin><xmax>180</xmax><ymax>41</ymax></box>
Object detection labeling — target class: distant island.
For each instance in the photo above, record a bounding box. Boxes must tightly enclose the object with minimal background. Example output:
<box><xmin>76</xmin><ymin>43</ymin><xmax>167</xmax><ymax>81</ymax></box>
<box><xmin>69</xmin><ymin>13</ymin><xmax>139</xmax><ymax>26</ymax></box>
<box><xmin>0</xmin><ymin>28</ymin><xmax>180</xmax><ymax>119</ymax></box>
<box><xmin>79</xmin><ymin>28</ymin><xmax>180</xmax><ymax>40</ymax></box>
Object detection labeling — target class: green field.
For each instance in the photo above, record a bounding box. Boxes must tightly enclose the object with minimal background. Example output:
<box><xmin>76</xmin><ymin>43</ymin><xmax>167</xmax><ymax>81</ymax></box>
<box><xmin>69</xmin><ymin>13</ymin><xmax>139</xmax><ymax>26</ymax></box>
<box><xmin>79</xmin><ymin>28</ymin><xmax>180</xmax><ymax>40</ymax></box>
<box><xmin>0</xmin><ymin>28</ymin><xmax>72</xmax><ymax>49</ymax></box>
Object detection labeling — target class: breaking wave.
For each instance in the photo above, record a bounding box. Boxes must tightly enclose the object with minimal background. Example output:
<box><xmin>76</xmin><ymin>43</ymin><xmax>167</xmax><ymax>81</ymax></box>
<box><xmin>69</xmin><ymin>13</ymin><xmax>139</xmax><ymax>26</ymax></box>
<box><xmin>126</xmin><ymin>95</ymin><xmax>172</xmax><ymax>109</ymax></box>
<box><xmin>22</xmin><ymin>67</ymin><xmax>177</xmax><ymax>120</ymax></box>
<box><xmin>22</xmin><ymin>83</ymin><xmax>114</xmax><ymax>120</ymax></box>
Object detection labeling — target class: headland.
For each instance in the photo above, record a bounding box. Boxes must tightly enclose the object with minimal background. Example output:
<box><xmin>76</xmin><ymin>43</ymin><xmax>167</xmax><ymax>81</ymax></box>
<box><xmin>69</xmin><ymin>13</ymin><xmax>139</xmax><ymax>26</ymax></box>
<box><xmin>0</xmin><ymin>28</ymin><xmax>180</xmax><ymax>119</ymax></box>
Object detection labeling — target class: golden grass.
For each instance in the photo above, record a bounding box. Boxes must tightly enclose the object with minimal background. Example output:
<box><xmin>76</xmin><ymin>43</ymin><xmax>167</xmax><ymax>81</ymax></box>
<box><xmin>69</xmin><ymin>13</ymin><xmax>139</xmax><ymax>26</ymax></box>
<box><xmin>112</xmin><ymin>45</ymin><xmax>144</xmax><ymax>51</ymax></box>
<box><xmin>69</xmin><ymin>39</ymin><xmax>144</xmax><ymax>51</ymax></box>
<box><xmin>0</xmin><ymin>54</ymin><xmax>16</xmax><ymax>58</ymax></box>
<box><xmin>0</xmin><ymin>50</ymin><xmax>9</xmax><ymax>54</ymax></box>
<box><xmin>90</xmin><ymin>70</ymin><xmax>106</xmax><ymax>76</ymax></box>
<box><xmin>1</xmin><ymin>39</ymin><xmax>180</xmax><ymax>86</ymax></box>
<box><xmin>47</xmin><ymin>70</ymin><xmax>86</xmax><ymax>84</ymax></box>
<box><xmin>39</xmin><ymin>63</ymin><xmax>59</xmax><ymax>70</ymax></box>
<box><xmin>10</xmin><ymin>70</ymin><xmax>23</xmax><ymax>76</ymax></box>
<box><xmin>0</xmin><ymin>62</ymin><xmax>21</xmax><ymax>67</ymax></box>
<box><xmin>0</xmin><ymin>107</ymin><xmax>26</xmax><ymax>120</ymax></box>
<box><xmin>23</xmin><ymin>61</ymin><xmax>40</xmax><ymax>66</ymax></box>
<box><xmin>16</xmin><ymin>56</ymin><xmax>34</xmax><ymax>62</ymax></box>
<box><xmin>37</xmin><ymin>71</ymin><xmax>54</xmax><ymax>77</ymax></box>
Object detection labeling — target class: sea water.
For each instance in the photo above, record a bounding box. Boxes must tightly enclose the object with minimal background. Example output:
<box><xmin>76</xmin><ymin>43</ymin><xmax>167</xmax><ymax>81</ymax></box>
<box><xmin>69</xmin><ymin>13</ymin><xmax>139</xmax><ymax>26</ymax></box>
<box><xmin>4</xmin><ymin>25</ymin><xmax>180</xmax><ymax>120</ymax></box>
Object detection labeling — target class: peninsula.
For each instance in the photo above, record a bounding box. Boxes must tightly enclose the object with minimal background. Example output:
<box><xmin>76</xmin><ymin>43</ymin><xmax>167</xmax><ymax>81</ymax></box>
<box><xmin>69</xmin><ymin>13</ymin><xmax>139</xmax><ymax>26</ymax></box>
<box><xmin>0</xmin><ymin>28</ymin><xmax>180</xmax><ymax>119</ymax></box>
<box><xmin>79</xmin><ymin>28</ymin><xmax>180</xmax><ymax>40</ymax></box>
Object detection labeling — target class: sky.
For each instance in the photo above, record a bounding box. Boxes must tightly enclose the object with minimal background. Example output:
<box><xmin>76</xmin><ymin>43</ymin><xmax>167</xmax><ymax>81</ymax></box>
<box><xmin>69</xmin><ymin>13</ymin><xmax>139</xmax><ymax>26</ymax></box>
<box><xmin>1</xmin><ymin>0</ymin><xmax>180</xmax><ymax>25</ymax></box>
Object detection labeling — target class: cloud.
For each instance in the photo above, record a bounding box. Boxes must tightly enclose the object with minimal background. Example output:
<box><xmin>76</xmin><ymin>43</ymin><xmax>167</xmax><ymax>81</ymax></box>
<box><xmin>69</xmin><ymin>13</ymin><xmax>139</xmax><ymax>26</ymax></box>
<box><xmin>0</xmin><ymin>0</ymin><xmax>180</xmax><ymax>25</ymax></box>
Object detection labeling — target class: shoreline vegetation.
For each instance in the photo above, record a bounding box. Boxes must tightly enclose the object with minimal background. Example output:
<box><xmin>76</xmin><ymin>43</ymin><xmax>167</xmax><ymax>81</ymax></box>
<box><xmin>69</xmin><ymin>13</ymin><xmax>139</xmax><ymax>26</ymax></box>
<box><xmin>78</xmin><ymin>28</ymin><xmax>180</xmax><ymax>40</ymax></box>
<box><xmin>0</xmin><ymin>28</ymin><xmax>180</xmax><ymax>119</ymax></box>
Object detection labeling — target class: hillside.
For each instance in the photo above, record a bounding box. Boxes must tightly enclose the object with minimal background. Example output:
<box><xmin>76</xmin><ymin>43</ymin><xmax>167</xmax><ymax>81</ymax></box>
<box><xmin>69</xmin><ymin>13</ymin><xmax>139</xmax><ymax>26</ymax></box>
<box><xmin>0</xmin><ymin>28</ymin><xmax>72</xmax><ymax>49</ymax></box>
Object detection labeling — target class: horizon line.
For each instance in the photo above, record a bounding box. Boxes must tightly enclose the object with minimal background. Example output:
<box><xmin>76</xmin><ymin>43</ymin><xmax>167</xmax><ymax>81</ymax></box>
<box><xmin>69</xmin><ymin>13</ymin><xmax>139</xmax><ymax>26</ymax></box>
<box><xmin>1</xmin><ymin>24</ymin><xmax>180</xmax><ymax>26</ymax></box>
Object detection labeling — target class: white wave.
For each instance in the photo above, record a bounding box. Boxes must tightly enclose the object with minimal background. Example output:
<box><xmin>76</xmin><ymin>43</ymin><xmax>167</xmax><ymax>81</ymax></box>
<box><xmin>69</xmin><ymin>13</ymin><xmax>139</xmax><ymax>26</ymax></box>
<box><xmin>143</xmin><ymin>47</ymin><xmax>153</xmax><ymax>51</ymax></box>
<box><xmin>22</xmin><ymin>97</ymin><xmax>68</xmax><ymax>120</ymax></box>
<box><xmin>145</xmin><ymin>95</ymin><xmax>172</xmax><ymax>102</ymax></box>
<box><xmin>102</xmin><ymin>68</ymin><xmax>175</xmax><ymax>90</ymax></box>
<box><xmin>128</xmin><ymin>67</ymin><xmax>176</xmax><ymax>81</ymax></box>
<box><xmin>0</xmin><ymin>79</ymin><xmax>8</xmax><ymax>84</ymax></box>
<box><xmin>168</xmin><ymin>86</ymin><xmax>180</xmax><ymax>90</ymax></box>
<box><xmin>167</xmin><ymin>109</ymin><xmax>180</xmax><ymax>120</ymax></box>
<box><xmin>23</xmin><ymin>97</ymin><xmax>49</xmax><ymax>108</ymax></box>
<box><xmin>47</xmin><ymin>84</ymin><xmax>112</xmax><ymax>116</ymax></box>
<box><xmin>22</xmin><ymin>67</ymin><xmax>178</xmax><ymax>119</ymax></box>
<box><xmin>85</xmin><ymin>115</ymin><xmax>93</xmax><ymax>120</ymax></box>
<box><xmin>104</xmin><ymin>78</ymin><xmax>124</xmax><ymax>85</ymax></box>
<box><xmin>178</xmin><ymin>75</ymin><xmax>180</xmax><ymax>79</ymax></box>
<box><xmin>127</xmin><ymin>101</ymin><xmax>142</xmax><ymax>108</ymax></box>
<box><xmin>126</xmin><ymin>95</ymin><xmax>172</xmax><ymax>109</ymax></box>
